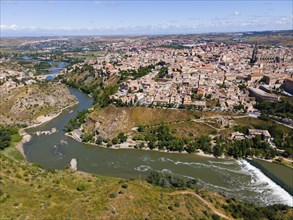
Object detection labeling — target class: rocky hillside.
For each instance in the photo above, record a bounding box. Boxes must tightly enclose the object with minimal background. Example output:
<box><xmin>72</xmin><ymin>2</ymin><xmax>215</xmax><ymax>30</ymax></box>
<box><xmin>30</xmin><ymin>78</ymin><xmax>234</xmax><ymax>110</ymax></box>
<box><xmin>83</xmin><ymin>105</ymin><xmax>202</xmax><ymax>139</ymax></box>
<box><xmin>0</xmin><ymin>82</ymin><xmax>77</xmax><ymax>126</ymax></box>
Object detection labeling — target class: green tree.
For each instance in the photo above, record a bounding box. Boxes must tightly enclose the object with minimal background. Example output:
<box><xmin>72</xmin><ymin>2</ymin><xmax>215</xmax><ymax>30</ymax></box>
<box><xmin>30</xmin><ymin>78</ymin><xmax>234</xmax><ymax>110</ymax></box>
<box><xmin>81</xmin><ymin>133</ymin><xmax>93</xmax><ymax>142</ymax></box>
<box><xmin>95</xmin><ymin>136</ymin><xmax>103</xmax><ymax>145</ymax></box>
<box><xmin>213</xmin><ymin>144</ymin><xmax>223</xmax><ymax>158</ymax></box>
<box><xmin>112</xmin><ymin>137</ymin><xmax>119</xmax><ymax>145</ymax></box>
<box><xmin>117</xmin><ymin>132</ymin><xmax>127</xmax><ymax>143</ymax></box>
<box><xmin>195</xmin><ymin>135</ymin><xmax>212</xmax><ymax>154</ymax></box>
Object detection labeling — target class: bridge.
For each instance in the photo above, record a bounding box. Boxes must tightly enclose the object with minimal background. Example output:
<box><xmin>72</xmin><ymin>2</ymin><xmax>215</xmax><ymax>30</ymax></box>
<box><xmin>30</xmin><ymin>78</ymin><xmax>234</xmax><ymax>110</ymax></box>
<box><xmin>35</xmin><ymin>72</ymin><xmax>64</xmax><ymax>80</ymax></box>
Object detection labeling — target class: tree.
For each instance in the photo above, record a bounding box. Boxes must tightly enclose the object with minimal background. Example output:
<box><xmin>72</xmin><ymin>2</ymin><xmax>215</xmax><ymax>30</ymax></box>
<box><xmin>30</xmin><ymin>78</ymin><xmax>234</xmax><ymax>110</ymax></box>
<box><xmin>148</xmin><ymin>141</ymin><xmax>155</xmax><ymax>149</ymax></box>
<box><xmin>95</xmin><ymin>136</ymin><xmax>103</xmax><ymax>145</ymax></box>
<box><xmin>81</xmin><ymin>133</ymin><xmax>93</xmax><ymax>142</ymax></box>
<box><xmin>213</xmin><ymin>144</ymin><xmax>223</xmax><ymax>158</ymax></box>
<box><xmin>118</xmin><ymin>132</ymin><xmax>127</xmax><ymax>143</ymax></box>
<box><xmin>0</xmin><ymin>126</ymin><xmax>19</xmax><ymax>150</ymax></box>
<box><xmin>0</xmin><ymin>129</ymin><xmax>11</xmax><ymax>150</ymax></box>
<box><xmin>112</xmin><ymin>137</ymin><xmax>119</xmax><ymax>145</ymax></box>
<box><xmin>195</xmin><ymin>135</ymin><xmax>212</xmax><ymax>154</ymax></box>
<box><xmin>238</xmin><ymin>84</ymin><xmax>247</xmax><ymax>90</ymax></box>
<box><xmin>137</xmin><ymin>125</ymin><xmax>145</xmax><ymax>132</ymax></box>
<box><xmin>205</xmin><ymin>94</ymin><xmax>212</xmax><ymax>99</ymax></box>
<box><xmin>186</xmin><ymin>144</ymin><xmax>196</xmax><ymax>154</ymax></box>
<box><xmin>146</xmin><ymin>171</ymin><xmax>163</xmax><ymax>185</ymax></box>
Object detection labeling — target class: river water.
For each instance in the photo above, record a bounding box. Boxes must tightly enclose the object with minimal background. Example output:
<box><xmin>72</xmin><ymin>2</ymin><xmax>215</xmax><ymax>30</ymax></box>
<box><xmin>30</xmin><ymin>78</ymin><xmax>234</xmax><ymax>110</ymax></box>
<box><xmin>23</xmin><ymin>87</ymin><xmax>293</xmax><ymax>207</ymax></box>
<box><xmin>21</xmin><ymin>55</ymin><xmax>69</xmax><ymax>75</ymax></box>
<box><xmin>47</xmin><ymin>61</ymin><xmax>69</xmax><ymax>74</ymax></box>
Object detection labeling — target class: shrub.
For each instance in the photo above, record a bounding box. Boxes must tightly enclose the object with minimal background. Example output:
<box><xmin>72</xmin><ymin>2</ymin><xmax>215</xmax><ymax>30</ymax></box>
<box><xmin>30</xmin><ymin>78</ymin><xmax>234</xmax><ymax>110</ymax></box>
<box><xmin>82</xmin><ymin>133</ymin><xmax>93</xmax><ymax>142</ymax></box>
<box><xmin>121</xmin><ymin>184</ymin><xmax>128</xmax><ymax>189</ymax></box>
<box><xmin>112</xmin><ymin>137</ymin><xmax>119</xmax><ymax>145</ymax></box>
<box><xmin>146</xmin><ymin>171</ymin><xmax>197</xmax><ymax>189</ymax></box>
<box><xmin>118</xmin><ymin>190</ymin><xmax>125</xmax><ymax>194</ymax></box>
<box><xmin>47</xmin><ymin>168</ymin><xmax>56</xmax><ymax>174</ymax></box>
<box><xmin>211</xmin><ymin>214</ymin><xmax>221</xmax><ymax>220</ymax></box>
<box><xmin>168</xmin><ymin>206</ymin><xmax>174</xmax><ymax>211</ymax></box>
<box><xmin>76</xmin><ymin>184</ymin><xmax>86</xmax><ymax>191</ymax></box>
<box><xmin>174</xmin><ymin>202</ymin><xmax>180</xmax><ymax>208</ymax></box>
<box><xmin>32</xmin><ymin>163</ymin><xmax>43</xmax><ymax>168</ymax></box>
<box><xmin>95</xmin><ymin>136</ymin><xmax>103</xmax><ymax>145</ymax></box>
<box><xmin>109</xmin><ymin>192</ymin><xmax>117</xmax><ymax>198</ymax></box>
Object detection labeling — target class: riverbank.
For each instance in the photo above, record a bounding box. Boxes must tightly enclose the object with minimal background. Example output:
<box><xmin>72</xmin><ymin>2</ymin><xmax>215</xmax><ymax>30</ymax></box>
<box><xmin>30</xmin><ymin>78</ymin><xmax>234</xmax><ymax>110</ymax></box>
<box><xmin>249</xmin><ymin>156</ymin><xmax>293</xmax><ymax>169</ymax></box>
<box><xmin>27</xmin><ymin>100</ymin><xmax>79</xmax><ymax>129</ymax></box>
<box><xmin>15</xmin><ymin>129</ymin><xmax>32</xmax><ymax>158</ymax></box>
<box><xmin>65</xmin><ymin>131</ymin><xmax>224</xmax><ymax>159</ymax></box>
<box><xmin>66</xmin><ymin>128</ymin><xmax>292</xmax><ymax>166</ymax></box>
<box><xmin>15</xmin><ymin>100</ymin><xmax>79</xmax><ymax>160</ymax></box>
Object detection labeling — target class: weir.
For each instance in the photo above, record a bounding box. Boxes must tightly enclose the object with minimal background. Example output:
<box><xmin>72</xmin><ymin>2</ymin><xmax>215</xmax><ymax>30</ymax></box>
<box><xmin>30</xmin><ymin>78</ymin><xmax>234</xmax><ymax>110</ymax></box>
<box><xmin>248</xmin><ymin>159</ymin><xmax>293</xmax><ymax>196</ymax></box>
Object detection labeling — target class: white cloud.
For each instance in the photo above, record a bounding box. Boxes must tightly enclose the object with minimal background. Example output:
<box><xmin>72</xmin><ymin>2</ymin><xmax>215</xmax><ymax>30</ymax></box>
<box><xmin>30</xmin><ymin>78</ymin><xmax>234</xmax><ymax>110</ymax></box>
<box><xmin>0</xmin><ymin>24</ymin><xmax>18</xmax><ymax>31</ymax></box>
<box><xmin>1</xmin><ymin>15</ymin><xmax>292</xmax><ymax>36</ymax></box>
<box><xmin>233</xmin><ymin>11</ymin><xmax>240</xmax><ymax>16</ymax></box>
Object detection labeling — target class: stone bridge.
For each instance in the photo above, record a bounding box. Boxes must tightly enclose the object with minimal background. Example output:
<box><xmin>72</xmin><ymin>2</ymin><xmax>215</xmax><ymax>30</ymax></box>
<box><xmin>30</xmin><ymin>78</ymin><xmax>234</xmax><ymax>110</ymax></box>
<box><xmin>36</xmin><ymin>72</ymin><xmax>63</xmax><ymax>80</ymax></box>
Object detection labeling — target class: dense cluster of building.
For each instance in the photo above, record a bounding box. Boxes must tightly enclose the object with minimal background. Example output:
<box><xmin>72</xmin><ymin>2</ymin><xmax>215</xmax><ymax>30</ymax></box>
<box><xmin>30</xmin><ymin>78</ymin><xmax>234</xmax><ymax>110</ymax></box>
<box><xmin>2</xmin><ymin>36</ymin><xmax>293</xmax><ymax>112</ymax></box>
<box><xmin>98</xmin><ymin>41</ymin><xmax>293</xmax><ymax>111</ymax></box>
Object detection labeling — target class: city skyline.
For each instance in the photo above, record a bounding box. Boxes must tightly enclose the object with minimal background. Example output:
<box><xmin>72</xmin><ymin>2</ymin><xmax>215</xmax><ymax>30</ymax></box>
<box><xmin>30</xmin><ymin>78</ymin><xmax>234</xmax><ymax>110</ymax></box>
<box><xmin>1</xmin><ymin>0</ymin><xmax>293</xmax><ymax>36</ymax></box>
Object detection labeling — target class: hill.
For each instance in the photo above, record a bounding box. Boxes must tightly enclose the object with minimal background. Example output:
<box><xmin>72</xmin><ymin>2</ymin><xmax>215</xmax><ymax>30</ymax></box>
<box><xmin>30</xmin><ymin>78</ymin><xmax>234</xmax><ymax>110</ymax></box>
<box><xmin>83</xmin><ymin>105</ymin><xmax>204</xmax><ymax>139</ymax></box>
<box><xmin>0</xmin><ymin>81</ymin><xmax>77</xmax><ymax>126</ymax></box>
<box><xmin>1</xmin><ymin>153</ymin><xmax>292</xmax><ymax>219</ymax></box>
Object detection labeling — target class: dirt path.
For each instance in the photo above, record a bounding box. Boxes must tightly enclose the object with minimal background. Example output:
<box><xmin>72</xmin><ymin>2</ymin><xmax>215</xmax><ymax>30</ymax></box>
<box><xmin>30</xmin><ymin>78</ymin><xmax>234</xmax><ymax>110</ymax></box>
<box><xmin>193</xmin><ymin>119</ymin><xmax>220</xmax><ymax>130</ymax></box>
<box><xmin>170</xmin><ymin>191</ymin><xmax>233</xmax><ymax>220</ymax></box>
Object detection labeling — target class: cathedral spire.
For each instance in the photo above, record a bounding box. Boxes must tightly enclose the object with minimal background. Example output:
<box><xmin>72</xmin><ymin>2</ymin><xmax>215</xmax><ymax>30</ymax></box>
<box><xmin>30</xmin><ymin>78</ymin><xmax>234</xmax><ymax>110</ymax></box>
<box><xmin>250</xmin><ymin>42</ymin><xmax>258</xmax><ymax>64</ymax></box>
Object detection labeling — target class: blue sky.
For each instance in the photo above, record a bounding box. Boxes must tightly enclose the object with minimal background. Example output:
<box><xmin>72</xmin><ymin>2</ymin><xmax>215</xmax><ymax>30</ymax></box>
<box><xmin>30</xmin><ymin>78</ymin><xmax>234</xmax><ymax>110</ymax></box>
<box><xmin>1</xmin><ymin>0</ymin><xmax>292</xmax><ymax>36</ymax></box>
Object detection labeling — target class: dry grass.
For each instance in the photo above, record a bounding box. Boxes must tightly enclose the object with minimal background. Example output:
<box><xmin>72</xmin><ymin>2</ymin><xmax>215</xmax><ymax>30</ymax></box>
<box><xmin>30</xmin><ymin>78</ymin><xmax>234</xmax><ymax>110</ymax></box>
<box><xmin>87</xmin><ymin>105</ymin><xmax>202</xmax><ymax>138</ymax></box>
<box><xmin>234</xmin><ymin>117</ymin><xmax>292</xmax><ymax>134</ymax></box>
<box><xmin>169</xmin><ymin>121</ymin><xmax>215</xmax><ymax>138</ymax></box>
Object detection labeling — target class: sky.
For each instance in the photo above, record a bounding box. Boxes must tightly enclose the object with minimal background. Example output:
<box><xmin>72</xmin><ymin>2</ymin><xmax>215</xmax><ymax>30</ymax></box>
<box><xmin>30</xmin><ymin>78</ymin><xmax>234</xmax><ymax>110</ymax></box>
<box><xmin>1</xmin><ymin>0</ymin><xmax>292</xmax><ymax>37</ymax></box>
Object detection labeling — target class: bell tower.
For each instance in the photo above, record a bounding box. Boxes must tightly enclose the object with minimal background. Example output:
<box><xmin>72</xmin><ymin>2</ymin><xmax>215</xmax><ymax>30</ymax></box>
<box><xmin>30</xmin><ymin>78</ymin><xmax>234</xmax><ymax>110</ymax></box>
<box><xmin>250</xmin><ymin>42</ymin><xmax>258</xmax><ymax>64</ymax></box>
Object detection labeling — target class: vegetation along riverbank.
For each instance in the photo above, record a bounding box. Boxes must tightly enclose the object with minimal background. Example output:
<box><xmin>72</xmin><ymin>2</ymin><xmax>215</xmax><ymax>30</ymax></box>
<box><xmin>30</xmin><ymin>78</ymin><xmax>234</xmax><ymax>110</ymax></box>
<box><xmin>65</xmin><ymin>104</ymin><xmax>293</xmax><ymax>167</ymax></box>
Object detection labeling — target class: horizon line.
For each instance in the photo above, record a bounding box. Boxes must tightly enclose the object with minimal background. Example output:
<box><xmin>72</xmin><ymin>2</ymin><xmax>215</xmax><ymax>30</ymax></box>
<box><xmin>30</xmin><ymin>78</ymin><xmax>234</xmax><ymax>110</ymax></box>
<box><xmin>1</xmin><ymin>29</ymin><xmax>292</xmax><ymax>38</ymax></box>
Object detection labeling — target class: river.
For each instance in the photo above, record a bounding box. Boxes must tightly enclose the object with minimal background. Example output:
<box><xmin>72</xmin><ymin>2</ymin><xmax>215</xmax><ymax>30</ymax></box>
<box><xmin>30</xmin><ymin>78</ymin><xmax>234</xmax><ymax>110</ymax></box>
<box><xmin>23</xmin><ymin>87</ymin><xmax>293</xmax><ymax>207</ymax></box>
<box><xmin>21</xmin><ymin>55</ymin><xmax>69</xmax><ymax>75</ymax></box>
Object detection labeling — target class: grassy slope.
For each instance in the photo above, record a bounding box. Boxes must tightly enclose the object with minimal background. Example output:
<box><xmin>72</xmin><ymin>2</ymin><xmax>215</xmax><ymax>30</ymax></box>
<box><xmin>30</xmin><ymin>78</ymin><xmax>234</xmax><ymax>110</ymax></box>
<box><xmin>2</xmin><ymin>132</ymin><xmax>25</xmax><ymax>162</ymax></box>
<box><xmin>1</xmin><ymin>152</ymin><xmax>293</xmax><ymax>219</ymax></box>
<box><xmin>234</xmin><ymin>117</ymin><xmax>291</xmax><ymax>131</ymax></box>
<box><xmin>0</xmin><ymin>153</ymin><xmax>232</xmax><ymax>219</ymax></box>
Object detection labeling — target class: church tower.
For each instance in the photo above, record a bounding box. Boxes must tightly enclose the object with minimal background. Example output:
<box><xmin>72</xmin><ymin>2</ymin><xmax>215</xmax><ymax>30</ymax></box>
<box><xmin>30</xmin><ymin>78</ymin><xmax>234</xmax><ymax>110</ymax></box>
<box><xmin>250</xmin><ymin>42</ymin><xmax>258</xmax><ymax>64</ymax></box>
